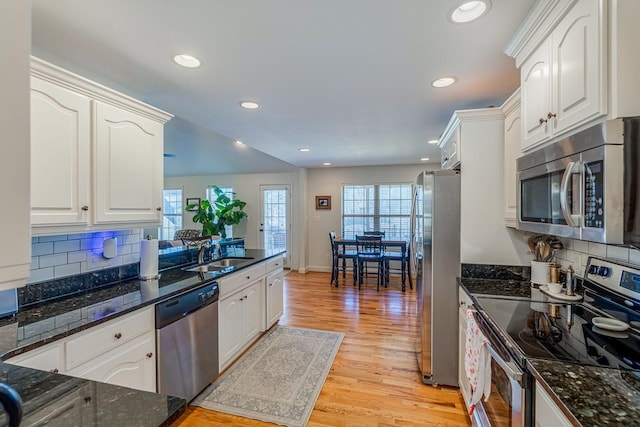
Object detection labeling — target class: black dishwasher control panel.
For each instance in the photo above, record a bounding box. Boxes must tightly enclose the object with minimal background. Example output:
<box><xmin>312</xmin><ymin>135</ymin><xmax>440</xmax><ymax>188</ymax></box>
<box><xmin>155</xmin><ymin>282</ymin><xmax>219</xmax><ymax>329</ymax></box>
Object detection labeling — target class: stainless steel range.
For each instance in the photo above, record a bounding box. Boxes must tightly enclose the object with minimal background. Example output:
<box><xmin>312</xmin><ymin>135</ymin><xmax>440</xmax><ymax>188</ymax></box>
<box><xmin>470</xmin><ymin>256</ymin><xmax>640</xmax><ymax>426</ymax></box>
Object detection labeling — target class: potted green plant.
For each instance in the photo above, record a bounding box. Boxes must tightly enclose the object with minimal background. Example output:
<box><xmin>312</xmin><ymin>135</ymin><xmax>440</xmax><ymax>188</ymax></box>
<box><xmin>185</xmin><ymin>186</ymin><xmax>247</xmax><ymax>238</ymax></box>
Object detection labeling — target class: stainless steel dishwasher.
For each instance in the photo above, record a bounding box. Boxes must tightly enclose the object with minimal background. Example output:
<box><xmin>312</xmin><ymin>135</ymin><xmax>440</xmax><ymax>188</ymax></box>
<box><xmin>156</xmin><ymin>281</ymin><xmax>219</xmax><ymax>402</ymax></box>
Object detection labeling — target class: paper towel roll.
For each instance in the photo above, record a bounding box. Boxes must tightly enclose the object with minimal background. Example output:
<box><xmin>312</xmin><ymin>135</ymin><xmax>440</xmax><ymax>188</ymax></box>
<box><xmin>139</xmin><ymin>238</ymin><xmax>159</xmax><ymax>279</ymax></box>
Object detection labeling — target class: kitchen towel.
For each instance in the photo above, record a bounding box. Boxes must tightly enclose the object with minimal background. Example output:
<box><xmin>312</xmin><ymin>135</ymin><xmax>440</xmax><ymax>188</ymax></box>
<box><xmin>139</xmin><ymin>238</ymin><xmax>159</xmax><ymax>279</ymax></box>
<box><xmin>465</xmin><ymin>309</ymin><xmax>492</xmax><ymax>416</ymax></box>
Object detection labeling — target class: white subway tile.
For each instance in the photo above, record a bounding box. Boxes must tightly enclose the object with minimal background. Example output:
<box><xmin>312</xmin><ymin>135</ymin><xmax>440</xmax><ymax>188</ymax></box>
<box><xmin>81</xmin><ymin>238</ymin><xmax>103</xmax><ymax>250</ymax></box>
<box><xmin>123</xmin><ymin>253</ymin><xmax>140</xmax><ymax>264</ymax></box>
<box><xmin>31</xmin><ymin>237</ymin><xmax>38</xmax><ymax>244</ymax></box>
<box><xmin>32</xmin><ymin>242</ymin><xmax>54</xmax><ymax>256</ymax></box>
<box><xmin>606</xmin><ymin>246</ymin><xmax>629</xmax><ymax>263</ymax></box>
<box><xmin>114</xmin><ymin>229</ymin><xmax>131</xmax><ymax>236</ymax></box>
<box><xmin>30</xmin><ymin>257</ymin><xmax>38</xmax><ymax>270</ymax></box>
<box><xmin>74</xmin><ymin>233</ymin><xmax>94</xmax><ymax>239</ymax></box>
<box><xmin>118</xmin><ymin>245</ymin><xmax>132</xmax><ymax>255</ymax></box>
<box><xmin>122</xmin><ymin>234</ymin><xmax>140</xmax><ymax>245</ymax></box>
<box><xmin>54</xmin><ymin>263</ymin><xmax>81</xmax><ymax>278</ymax></box>
<box><xmin>67</xmin><ymin>251</ymin><xmax>87</xmax><ymax>263</ymax></box>
<box><xmin>39</xmin><ymin>253</ymin><xmax>68</xmax><ymax>268</ymax></box>
<box><xmin>54</xmin><ymin>239</ymin><xmax>81</xmax><ymax>254</ymax></box>
<box><xmin>572</xmin><ymin>239</ymin><xmax>590</xmax><ymax>254</ymax></box>
<box><xmin>588</xmin><ymin>242</ymin><xmax>607</xmax><ymax>257</ymax></box>
<box><xmin>38</xmin><ymin>235</ymin><xmax>68</xmax><ymax>242</ymax></box>
<box><xmin>27</xmin><ymin>268</ymin><xmax>54</xmax><ymax>284</ymax></box>
<box><xmin>79</xmin><ymin>261</ymin><xmax>90</xmax><ymax>273</ymax></box>
<box><xmin>130</xmin><ymin>242</ymin><xmax>140</xmax><ymax>253</ymax></box>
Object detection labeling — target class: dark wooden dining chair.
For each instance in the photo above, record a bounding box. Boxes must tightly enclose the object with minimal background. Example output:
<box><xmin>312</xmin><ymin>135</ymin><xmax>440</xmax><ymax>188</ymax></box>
<box><xmin>329</xmin><ymin>231</ymin><xmax>357</xmax><ymax>286</ymax></box>
<box><xmin>355</xmin><ymin>235</ymin><xmax>385</xmax><ymax>290</ymax></box>
<box><xmin>383</xmin><ymin>245</ymin><xmax>409</xmax><ymax>289</ymax></box>
<box><xmin>363</xmin><ymin>231</ymin><xmax>385</xmax><ymax>237</ymax></box>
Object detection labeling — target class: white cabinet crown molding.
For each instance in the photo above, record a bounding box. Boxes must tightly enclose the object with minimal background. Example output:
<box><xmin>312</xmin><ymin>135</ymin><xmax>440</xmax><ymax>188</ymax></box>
<box><xmin>30</xmin><ymin>56</ymin><xmax>173</xmax><ymax>124</ymax></box>
<box><xmin>505</xmin><ymin>0</ymin><xmax>577</xmax><ymax>68</ymax></box>
<box><xmin>440</xmin><ymin>107</ymin><xmax>506</xmax><ymax>146</ymax></box>
<box><xmin>501</xmin><ymin>88</ymin><xmax>521</xmax><ymax>117</ymax></box>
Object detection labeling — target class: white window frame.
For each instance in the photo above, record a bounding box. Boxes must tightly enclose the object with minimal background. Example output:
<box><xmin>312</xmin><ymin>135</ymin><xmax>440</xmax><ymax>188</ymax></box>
<box><xmin>160</xmin><ymin>189</ymin><xmax>183</xmax><ymax>240</ymax></box>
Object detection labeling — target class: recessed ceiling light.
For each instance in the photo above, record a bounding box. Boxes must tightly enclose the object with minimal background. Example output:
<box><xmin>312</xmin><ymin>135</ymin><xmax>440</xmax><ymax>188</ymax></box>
<box><xmin>323</xmin><ymin>162</ymin><xmax>331</xmax><ymax>166</ymax></box>
<box><xmin>427</xmin><ymin>139</ymin><xmax>439</xmax><ymax>144</ymax></box>
<box><xmin>420</xmin><ymin>157</ymin><xmax>430</xmax><ymax>161</ymax></box>
<box><xmin>235</xmin><ymin>140</ymin><xmax>244</xmax><ymax>146</ymax></box>
<box><xmin>173</xmin><ymin>54</ymin><xmax>201</xmax><ymax>68</ymax></box>
<box><xmin>299</xmin><ymin>148</ymin><xmax>310</xmax><ymax>152</ymax></box>
<box><xmin>432</xmin><ymin>77</ymin><xmax>456</xmax><ymax>88</ymax></box>
<box><xmin>240</xmin><ymin>101</ymin><xmax>260</xmax><ymax>109</ymax></box>
<box><xmin>450</xmin><ymin>1</ymin><xmax>491</xmax><ymax>23</ymax></box>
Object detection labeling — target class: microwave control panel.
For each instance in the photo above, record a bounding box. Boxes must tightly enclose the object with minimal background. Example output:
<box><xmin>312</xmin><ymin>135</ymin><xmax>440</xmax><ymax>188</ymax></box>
<box><xmin>584</xmin><ymin>161</ymin><xmax>604</xmax><ymax>228</ymax></box>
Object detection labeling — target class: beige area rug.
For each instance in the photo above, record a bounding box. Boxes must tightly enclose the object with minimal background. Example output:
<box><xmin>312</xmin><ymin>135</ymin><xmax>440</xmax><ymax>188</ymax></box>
<box><xmin>192</xmin><ymin>325</ymin><xmax>344</xmax><ymax>427</ymax></box>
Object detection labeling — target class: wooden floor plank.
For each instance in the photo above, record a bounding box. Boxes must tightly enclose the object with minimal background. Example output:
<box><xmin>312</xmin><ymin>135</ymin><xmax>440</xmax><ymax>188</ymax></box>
<box><xmin>172</xmin><ymin>271</ymin><xmax>471</xmax><ymax>426</ymax></box>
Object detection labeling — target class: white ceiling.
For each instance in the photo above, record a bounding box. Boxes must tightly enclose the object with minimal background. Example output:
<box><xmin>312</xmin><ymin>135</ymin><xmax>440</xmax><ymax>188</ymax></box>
<box><xmin>31</xmin><ymin>0</ymin><xmax>535</xmax><ymax>176</ymax></box>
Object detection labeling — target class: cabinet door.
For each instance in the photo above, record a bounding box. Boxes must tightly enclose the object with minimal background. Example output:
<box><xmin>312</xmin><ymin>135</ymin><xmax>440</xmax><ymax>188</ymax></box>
<box><xmin>68</xmin><ymin>333</ymin><xmax>156</xmax><ymax>392</ymax></box>
<box><xmin>23</xmin><ymin>383</ymin><xmax>95</xmax><ymax>427</ymax></box>
<box><xmin>535</xmin><ymin>381</ymin><xmax>573</xmax><ymax>427</ymax></box>
<box><xmin>242</xmin><ymin>280</ymin><xmax>264</xmax><ymax>342</ymax></box>
<box><xmin>521</xmin><ymin>38</ymin><xmax>552</xmax><ymax>151</ymax></box>
<box><xmin>266</xmin><ymin>270</ymin><xmax>284</xmax><ymax>328</ymax></box>
<box><xmin>552</xmin><ymin>0</ymin><xmax>605</xmax><ymax>135</ymax></box>
<box><xmin>219</xmin><ymin>292</ymin><xmax>244</xmax><ymax>369</ymax></box>
<box><xmin>503</xmin><ymin>93</ymin><xmax>521</xmax><ymax>227</ymax></box>
<box><xmin>30</xmin><ymin>77</ymin><xmax>91</xmax><ymax>226</ymax></box>
<box><xmin>94</xmin><ymin>101</ymin><xmax>163</xmax><ymax>224</ymax></box>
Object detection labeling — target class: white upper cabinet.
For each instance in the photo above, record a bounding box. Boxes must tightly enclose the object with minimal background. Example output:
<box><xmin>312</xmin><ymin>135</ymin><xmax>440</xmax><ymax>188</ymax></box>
<box><xmin>508</xmin><ymin>0</ymin><xmax>640</xmax><ymax>152</ymax></box>
<box><xmin>94</xmin><ymin>102</ymin><xmax>163</xmax><ymax>224</ymax></box>
<box><xmin>30</xmin><ymin>77</ymin><xmax>91</xmax><ymax>226</ymax></box>
<box><xmin>30</xmin><ymin>57</ymin><xmax>172</xmax><ymax>235</ymax></box>
<box><xmin>519</xmin><ymin>0</ymin><xmax>604</xmax><ymax>151</ymax></box>
<box><xmin>438</xmin><ymin>117</ymin><xmax>461</xmax><ymax>170</ymax></box>
<box><xmin>502</xmin><ymin>89</ymin><xmax>521</xmax><ymax>227</ymax></box>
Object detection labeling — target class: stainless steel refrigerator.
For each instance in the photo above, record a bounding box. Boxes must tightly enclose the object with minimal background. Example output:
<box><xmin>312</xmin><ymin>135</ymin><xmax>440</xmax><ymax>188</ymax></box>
<box><xmin>412</xmin><ymin>170</ymin><xmax>460</xmax><ymax>386</ymax></box>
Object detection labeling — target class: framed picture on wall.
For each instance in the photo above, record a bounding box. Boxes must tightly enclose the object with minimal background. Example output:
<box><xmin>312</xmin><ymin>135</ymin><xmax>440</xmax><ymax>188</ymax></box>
<box><xmin>315</xmin><ymin>196</ymin><xmax>331</xmax><ymax>210</ymax></box>
<box><xmin>186</xmin><ymin>198</ymin><xmax>200</xmax><ymax>211</ymax></box>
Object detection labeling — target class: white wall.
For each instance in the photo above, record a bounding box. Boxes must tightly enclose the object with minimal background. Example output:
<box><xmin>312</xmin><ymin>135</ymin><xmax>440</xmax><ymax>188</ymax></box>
<box><xmin>305</xmin><ymin>164</ymin><xmax>432</xmax><ymax>272</ymax></box>
<box><xmin>164</xmin><ymin>172</ymin><xmax>302</xmax><ymax>268</ymax></box>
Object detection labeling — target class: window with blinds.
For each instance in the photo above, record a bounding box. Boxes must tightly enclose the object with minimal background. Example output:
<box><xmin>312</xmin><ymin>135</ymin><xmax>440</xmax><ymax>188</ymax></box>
<box><xmin>160</xmin><ymin>189</ymin><xmax>182</xmax><ymax>240</ymax></box>
<box><xmin>341</xmin><ymin>183</ymin><xmax>413</xmax><ymax>240</ymax></box>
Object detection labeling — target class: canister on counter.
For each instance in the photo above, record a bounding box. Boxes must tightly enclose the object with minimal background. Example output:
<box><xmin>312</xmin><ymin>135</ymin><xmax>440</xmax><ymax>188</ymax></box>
<box><xmin>550</xmin><ymin>263</ymin><xmax>560</xmax><ymax>283</ymax></box>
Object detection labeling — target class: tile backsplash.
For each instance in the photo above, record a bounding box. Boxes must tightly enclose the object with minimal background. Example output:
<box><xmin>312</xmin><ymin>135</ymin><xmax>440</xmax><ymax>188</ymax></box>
<box><xmin>554</xmin><ymin>238</ymin><xmax>640</xmax><ymax>277</ymax></box>
<box><xmin>29</xmin><ymin>229</ymin><xmax>143</xmax><ymax>284</ymax></box>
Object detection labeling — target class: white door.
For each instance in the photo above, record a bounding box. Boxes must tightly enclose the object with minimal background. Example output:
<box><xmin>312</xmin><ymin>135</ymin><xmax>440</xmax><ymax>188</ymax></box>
<box><xmin>259</xmin><ymin>185</ymin><xmax>291</xmax><ymax>267</ymax></box>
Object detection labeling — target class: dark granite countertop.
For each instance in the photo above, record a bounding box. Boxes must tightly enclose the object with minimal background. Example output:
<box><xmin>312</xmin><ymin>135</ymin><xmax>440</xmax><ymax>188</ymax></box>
<box><xmin>0</xmin><ymin>247</ymin><xmax>284</xmax><ymax>427</ymax></box>
<box><xmin>459</xmin><ymin>270</ymin><xmax>638</xmax><ymax>427</ymax></box>
<box><xmin>0</xmin><ymin>362</ymin><xmax>185</xmax><ymax>427</ymax></box>
<box><xmin>528</xmin><ymin>359</ymin><xmax>640</xmax><ymax>426</ymax></box>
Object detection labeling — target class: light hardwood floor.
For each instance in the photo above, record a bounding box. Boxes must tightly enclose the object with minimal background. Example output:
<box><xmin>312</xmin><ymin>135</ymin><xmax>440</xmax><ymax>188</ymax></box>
<box><xmin>172</xmin><ymin>271</ymin><xmax>471</xmax><ymax>426</ymax></box>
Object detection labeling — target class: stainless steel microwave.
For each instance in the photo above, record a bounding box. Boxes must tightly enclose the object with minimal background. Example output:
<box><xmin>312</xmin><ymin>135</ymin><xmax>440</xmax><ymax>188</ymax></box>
<box><xmin>516</xmin><ymin>120</ymin><xmax>629</xmax><ymax>244</ymax></box>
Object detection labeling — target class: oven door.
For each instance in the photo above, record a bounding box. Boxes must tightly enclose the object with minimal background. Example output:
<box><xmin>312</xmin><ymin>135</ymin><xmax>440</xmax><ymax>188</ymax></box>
<box><xmin>517</xmin><ymin>151</ymin><xmax>583</xmax><ymax>239</ymax></box>
<box><xmin>472</xmin><ymin>311</ymin><xmax>530</xmax><ymax>427</ymax></box>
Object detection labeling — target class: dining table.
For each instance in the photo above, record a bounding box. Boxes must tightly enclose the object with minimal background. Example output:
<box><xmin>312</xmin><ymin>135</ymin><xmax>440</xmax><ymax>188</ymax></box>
<box><xmin>333</xmin><ymin>237</ymin><xmax>412</xmax><ymax>292</ymax></box>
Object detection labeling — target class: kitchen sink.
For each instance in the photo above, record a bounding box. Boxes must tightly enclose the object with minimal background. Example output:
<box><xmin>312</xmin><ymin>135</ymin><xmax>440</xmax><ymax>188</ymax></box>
<box><xmin>208</xmin><ymin>257</ymin><xmax>253</xmax><ymax>268</ymax></box>
<box><xmin>184</xmin><ymin>257</ymin><xmax>254</xmax><ymax>273</ymax></box>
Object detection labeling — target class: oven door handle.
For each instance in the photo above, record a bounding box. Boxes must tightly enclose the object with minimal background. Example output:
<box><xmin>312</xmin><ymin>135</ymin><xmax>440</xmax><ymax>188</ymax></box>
<box><xmin>559</xmin><ymin>161</ymin><xmax>582</xmax><ymax>227</ymax></box>
<box><xmin>485</xmin><ymin>342</ymin><xmax>523</xmax><ymax>384</ymax></box>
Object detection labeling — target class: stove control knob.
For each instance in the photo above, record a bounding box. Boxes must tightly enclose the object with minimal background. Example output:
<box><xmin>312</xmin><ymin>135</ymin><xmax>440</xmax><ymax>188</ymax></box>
<box><xmin>588</xmin><ymin>265</ymin><xmax>599</xmax><ymax>275</ymax></box>
<box><xmin>598</xmin><ymin>267</ymin><xmax>611</xmax><ymax>277</ymax></box>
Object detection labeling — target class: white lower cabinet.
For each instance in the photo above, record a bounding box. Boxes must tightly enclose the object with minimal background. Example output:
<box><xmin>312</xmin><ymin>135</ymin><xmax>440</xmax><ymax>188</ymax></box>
<box><xmin>266</xmin><ymin>269</ymin><xmax>284</xmax><ymax>329</ymax></box>
<box><xmin>535</xmin><ymin>381</ymin><xmax>573</xmax><ymax>427</ymax></box>
<box><xmin>6</xmin><ymin>307</ymin><xmax>155</xmax><ymax>393</ymax></box>
<box><xmin>219</xmin><ymin>278</ymin><xmax>265</xmax><ymax>371</ymax></box>
<box><xmin>67</xmin><ymin>332</ymin><xmax>156</xmax><ymax>393</ymax></box>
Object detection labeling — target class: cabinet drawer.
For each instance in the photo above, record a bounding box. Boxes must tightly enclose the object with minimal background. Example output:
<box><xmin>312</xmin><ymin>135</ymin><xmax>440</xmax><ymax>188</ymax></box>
<box><xmin>219</xmin><ymin>263</ymin><xmax>266</xmax><ymax>298</ymax></box>
<box><xmin>266</xmin><ymin>257</ymin><xmax>284</xmax><ymax>273</ymax></box>
<box><xmin>65</xmin><ymin>307</ymin><xmax>152</xmax><ymax>370</ymax></box>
